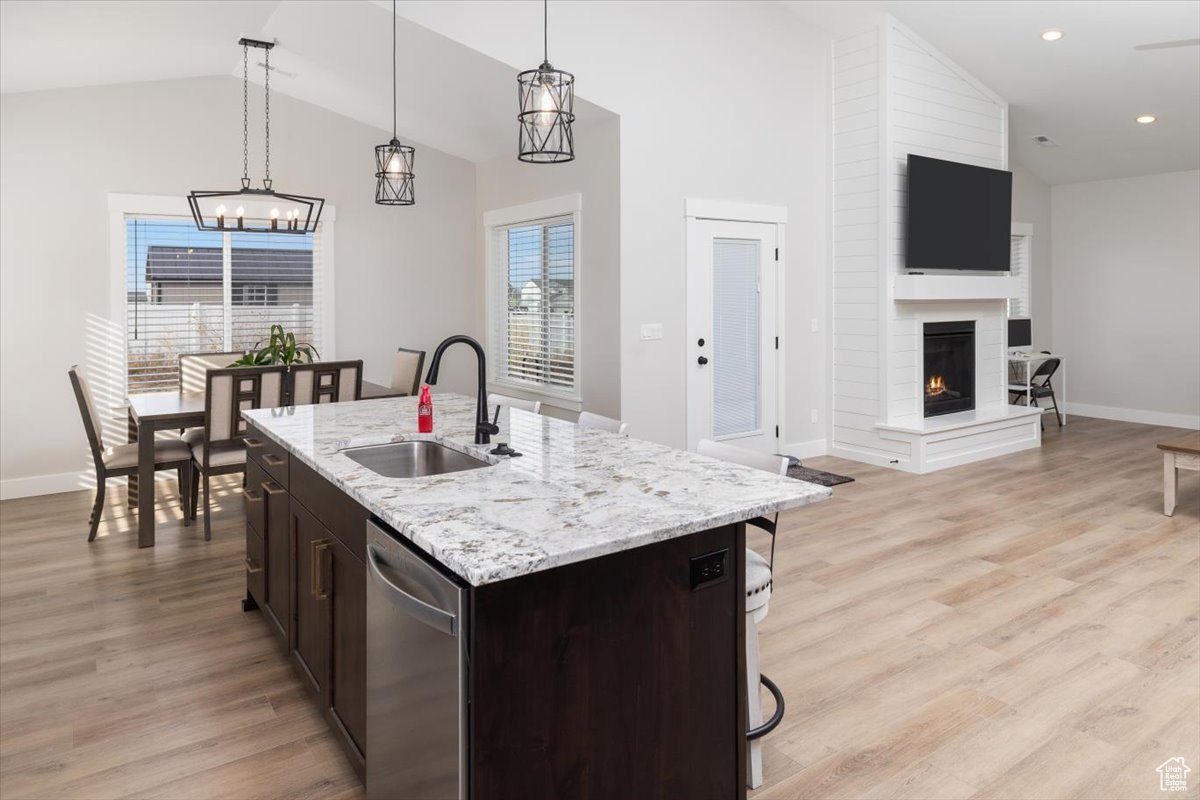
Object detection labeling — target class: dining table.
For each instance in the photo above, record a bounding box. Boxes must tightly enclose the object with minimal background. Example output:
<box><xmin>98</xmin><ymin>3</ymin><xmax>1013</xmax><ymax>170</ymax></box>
<box><xmin>126</xmin><ymin>379</ymin><xmax>404</xmax><ymax>547</ymax></box>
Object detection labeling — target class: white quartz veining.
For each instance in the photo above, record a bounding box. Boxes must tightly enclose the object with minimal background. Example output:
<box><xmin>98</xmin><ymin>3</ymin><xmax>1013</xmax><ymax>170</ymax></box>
<box><xmin>243</xmin><ymin>394</ymin><xmax>832</xmax><ymax>586</ymax></box>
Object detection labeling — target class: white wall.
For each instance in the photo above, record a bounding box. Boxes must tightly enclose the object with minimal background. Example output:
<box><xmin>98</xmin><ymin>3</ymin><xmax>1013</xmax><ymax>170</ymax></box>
<box><xmin>394</xmin><ymin>0</ymin><xmax>830</xmax><ymax>452</ymax></box>
<box><xmin>0</xmin><ymin>76</ymin><xmax>480</xmax><ymax>497</ymax></box>
<box><xmin>474</xmin><ymin>115</ymin><xmax>621</xmax><ymax>421</ymax></box>
<box><xmin>1010</xmin><ymin>156</ymin><xmax>1053</xmax><ymax>349</ymax></box>
<box><xmin>1051</xmin><ymin>169</ymin><xmax>1200</xmax><ymax>428</ymax></box>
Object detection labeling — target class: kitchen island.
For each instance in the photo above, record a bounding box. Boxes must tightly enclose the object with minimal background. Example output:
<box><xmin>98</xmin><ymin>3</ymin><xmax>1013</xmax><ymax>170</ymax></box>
<box><xmin>241</xmin><ymin>393</ymin><xmax>830</xmax><ymax>799</ymax></box>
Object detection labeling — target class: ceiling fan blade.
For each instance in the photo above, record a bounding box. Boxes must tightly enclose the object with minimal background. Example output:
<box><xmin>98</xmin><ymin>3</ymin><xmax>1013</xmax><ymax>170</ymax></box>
<box><xmin>1134</xmin><ymin>38</ymin><xmax>1200</xmax><ymax>51</ymax></box>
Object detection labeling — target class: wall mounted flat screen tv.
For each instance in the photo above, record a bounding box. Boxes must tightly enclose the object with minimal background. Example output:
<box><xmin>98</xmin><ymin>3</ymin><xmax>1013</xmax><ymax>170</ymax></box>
<box><xmin>905</xmin><ymin>154</ymin><xmax>1012</xmax><ymax>271</ymax></box>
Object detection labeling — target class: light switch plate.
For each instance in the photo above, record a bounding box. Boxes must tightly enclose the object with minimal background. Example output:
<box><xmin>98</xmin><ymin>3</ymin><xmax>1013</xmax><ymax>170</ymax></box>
<box><xmin>810</xmin><ymin>318</ymin><xmax>819</xmax><ymax>333</ymax></box>
<box><xmin>640</xmin><ymin>323</ymin><xmax>663</xmax><ymax>341</ymax></box>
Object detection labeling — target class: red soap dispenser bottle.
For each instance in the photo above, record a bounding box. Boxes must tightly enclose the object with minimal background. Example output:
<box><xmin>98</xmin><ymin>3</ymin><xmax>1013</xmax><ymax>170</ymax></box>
<box><xmin>417</xmin><ymin>384</ymin><xmax>434</xmax><ymax>433</ymax></box>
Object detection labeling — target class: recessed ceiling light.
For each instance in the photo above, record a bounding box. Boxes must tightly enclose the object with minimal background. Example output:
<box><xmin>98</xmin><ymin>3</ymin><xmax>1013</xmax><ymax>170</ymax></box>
<box><xmin>1041</xmin><ymin>30</ymin><xmax>1064</xmax><ymax>42</ymax></box>
<box><xmin>1136</xmin><ymin>115</ymin><xmax>1157</xmax><ymax>124</ymax></box>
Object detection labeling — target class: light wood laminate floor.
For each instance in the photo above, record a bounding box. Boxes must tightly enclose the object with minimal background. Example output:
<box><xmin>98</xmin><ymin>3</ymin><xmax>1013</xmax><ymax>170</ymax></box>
<box><xmin>2</xmin><ymin>417</ymin><xmax>1197</xmax><ymax>799</ymax></box>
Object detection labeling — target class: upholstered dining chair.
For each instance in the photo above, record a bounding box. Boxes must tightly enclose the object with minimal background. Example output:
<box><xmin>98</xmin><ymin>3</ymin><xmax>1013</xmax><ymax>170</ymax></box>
<box><xmin>577</xmin><ymin>411</ymin><xmax>628</xmax><ymax>435</ymax></box>
<box><xmin>69</xmin><ymin>366</ymin><xmax>192</xmax><ymax>542</ymax></box>
<box><xmin>179</xmin><ymin>351</ymin><xmax>246</xmax><ymax>393</ymax></box>
<box><xmin>187</xmin><ymin>365</ymin><xmax>286</xmax><ymax>540</ymax></box>
<box><xmin>391</xmin><ymin>347</ymin><xmax>427</xmax><ymax>396</ymax></box>
<box><xmin>697</xmin><ymin>439</ymin><xmax>787</xmax><ymax>790</ymax></box>
<box><xmin>290</xmin><ymin>360</ymin><xmax>363</xmax><ymax>405</ymax></box>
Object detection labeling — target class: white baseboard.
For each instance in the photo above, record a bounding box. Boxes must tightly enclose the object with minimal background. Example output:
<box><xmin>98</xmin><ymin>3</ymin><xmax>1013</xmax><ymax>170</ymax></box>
<box><xmin>781</xmin><ymin>439</ymin><xmax>828</xmax><ymax>460</ymax></box>
<box><xmin>1</xmin><ymin>471</ymin><xmax>87</xmax><ymax>500</ymax></box>
<box><xmin>1066</xmin><ymin>402</ymin><xmax>1200</xmax><ymax>431</ymax></box>
<box><xmin>0</xmin><ymin>471</ymin><xmax>177</xmax><ymax>501</ymax></box>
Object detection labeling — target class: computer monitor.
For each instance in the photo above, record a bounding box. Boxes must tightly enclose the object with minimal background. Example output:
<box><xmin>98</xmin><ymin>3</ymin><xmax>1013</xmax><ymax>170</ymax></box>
<box><xmin>1008</xmin><ymin>318</ymin><xmax>1032</xmax><ymax>349</ymax></box>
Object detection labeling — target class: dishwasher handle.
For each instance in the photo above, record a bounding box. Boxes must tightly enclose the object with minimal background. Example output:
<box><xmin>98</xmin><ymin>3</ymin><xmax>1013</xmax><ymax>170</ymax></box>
<box><xmin>367</xmin><ymin>544</ymin><xmax>458</xmax><ymax>636</ymax></box>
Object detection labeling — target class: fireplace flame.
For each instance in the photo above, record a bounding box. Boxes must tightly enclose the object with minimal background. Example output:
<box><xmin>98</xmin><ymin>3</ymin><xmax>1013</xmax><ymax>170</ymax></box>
<box><xmin>926</xmin><ymin>375</ymin><xmax>946</xmax><ymax>397</ymax></box>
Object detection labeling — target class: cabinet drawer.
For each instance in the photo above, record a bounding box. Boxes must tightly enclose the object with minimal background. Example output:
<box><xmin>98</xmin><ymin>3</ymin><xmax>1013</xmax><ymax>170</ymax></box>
<box><xmin>245</xmin><ymin>527</ymin><xmax>266</xmax><ymax>607</ymax></box>
<box><xmin>245</xmin><ymin>427</ymin><xmax>289</xmax><ymax>488</ymax></box>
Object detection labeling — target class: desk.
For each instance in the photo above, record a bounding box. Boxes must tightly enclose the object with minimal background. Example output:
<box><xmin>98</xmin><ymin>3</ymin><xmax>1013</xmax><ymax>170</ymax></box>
<box><xmin>1158</xmin><ymin>431</ymin><xmax>1200</xmax><ymax>516</ymax></box>
<box><xmin>126</xmin><ymin>380</ymin><xmax>403</xmax><ymax>547</ymax></box>
<box><xmin>1007</xmin><ymin>351</ymin><xmax>1067</xmax><ymax>426</ymax></box>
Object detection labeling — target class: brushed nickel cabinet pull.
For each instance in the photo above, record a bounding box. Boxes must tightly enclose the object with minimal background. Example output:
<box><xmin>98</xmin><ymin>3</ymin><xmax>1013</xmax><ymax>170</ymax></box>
<box><xmin>245</xmin><ymin>556</ymin><xmax>263</xmax><ymax>574</ymax></box>
<box><xmin>263</xmin><ymin>453</ymin><xmax>285</xmax><ymax>467</ymax></box>
<box><xmin>245</xmin><ymin>437</ymin><xmax>263</xmax><ymax>449</ymax></box>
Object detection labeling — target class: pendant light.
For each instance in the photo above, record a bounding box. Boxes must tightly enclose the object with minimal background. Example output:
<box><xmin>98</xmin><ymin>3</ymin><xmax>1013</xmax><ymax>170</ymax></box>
<box><xmin>375</xmin><ymin>0</ymin><xmax>415</xmax><ymax>205</ymax></box>
<box><xmin>517</xmin><ymin>0</ymin><xmax>575</xmax><ymax>163</ymax></box>
<box><xmin>188</xmin><ymin>38</ymin><xmax>324</xmax><ymax>234</ymax></box>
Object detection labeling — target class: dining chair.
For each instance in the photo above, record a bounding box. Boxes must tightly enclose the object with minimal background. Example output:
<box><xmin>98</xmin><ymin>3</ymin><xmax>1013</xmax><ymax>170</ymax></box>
<box><xmin>577</xmin><ymin>411</ymin><xmax>628</xmax><ymax>435</ymax></box>
<box><xmin>390</xmin><ymin>347</ymin><xmax>427</xmax><ymax>396</ymax></box>
<box><xmin>290</xmin><ymin>360</ymin><xmax>363</xmax><ymax>405</ymax></box>
<box><xmin>487</xmin><ymin>392</ymin><xmax>542</xmax><ymax>418</ymax></box>
<box><xmin>188</xmin><ymin>365</ymin><xmax>287</xmax><ymax>540</ymax></box>
<box><xmin>69</xmin><ymin>366</ymin><xmax>192</xmax><ymax>542</ymax></box>
<box><xmin>696</xmin><ymin>439</ymin><xmax>787</xmax><ymax>790</ymax></box>
<box><xmin>179</xmin><ymin>351</ymin><xmax>246</xmax><ymax>393</ymax></box>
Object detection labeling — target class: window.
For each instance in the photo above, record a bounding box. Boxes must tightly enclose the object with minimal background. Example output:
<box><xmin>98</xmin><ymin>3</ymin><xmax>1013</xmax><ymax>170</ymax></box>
<box><xmin>1008</xmin><ymin>223</ymin><xmax>1033</xmax><ymax>318</ymax></box>
<box><xmin>124</xmin><ymin>216</ymin><xmax>324</xmax><ymax>393</ymax></box>
<box><xmin>486</xmin><ymin>196</ymin><xmax>580</xmax><ymax>403</ymax></box>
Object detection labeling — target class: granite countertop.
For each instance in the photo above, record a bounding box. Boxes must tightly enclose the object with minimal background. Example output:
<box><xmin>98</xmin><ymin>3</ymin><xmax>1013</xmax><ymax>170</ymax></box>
<box><xmin>242</xmin><ymin>393</ymin><xmax>832</xmax><ymax>586</ymax></box>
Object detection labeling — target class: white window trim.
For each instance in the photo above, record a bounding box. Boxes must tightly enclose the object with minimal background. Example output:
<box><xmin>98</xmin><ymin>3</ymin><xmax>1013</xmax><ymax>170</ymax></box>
<box><xmin>106</xmin><ymin>193</ymin><xmax>337</xmax><ymax>396</ymax></box>
<box><xmin>483</xmin><ymin>193</ymin><xmax>583</xmax><ymax>412</ymax></box>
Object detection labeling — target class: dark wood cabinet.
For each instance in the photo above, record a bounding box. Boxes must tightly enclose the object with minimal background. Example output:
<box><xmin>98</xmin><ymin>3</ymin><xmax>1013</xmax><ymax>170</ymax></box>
<box><xmin>244</xmin><ymin>423</ymin><xmax>367</xmax><ymax>780</ymax></box>
<box><xmin>327</xmin><ymin>533</ymin><xmax>367</xmax><ymax>757</ymax></box>
<box><xmin>290</xmin><ymin>498</ymin><xmax>330</xmax><ymax>695</ymax></box>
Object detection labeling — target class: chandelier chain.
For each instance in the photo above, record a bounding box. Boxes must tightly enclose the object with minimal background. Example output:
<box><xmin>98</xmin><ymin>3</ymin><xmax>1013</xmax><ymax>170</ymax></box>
<box><xmin>264</xmin><ymin>47</ymin><xmax>271</xmax><ymax>183</ymax></box>
<box><xmin>543</xmin><ymin>0</ymin><xmax>548</xmax><ymax>63</ymax></box>
<box><xmin>392</xmin><ymin>0</ymin><xmax>397</xmax><ymax>137</ymax></box>
<box><xmin>242</xmin><ymin>43</ymin><xmax>249</xmax><ymax>185</ymax></box>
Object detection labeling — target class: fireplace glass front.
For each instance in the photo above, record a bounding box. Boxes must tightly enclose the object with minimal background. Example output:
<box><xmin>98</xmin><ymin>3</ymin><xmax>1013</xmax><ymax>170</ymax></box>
<box><xmin>923</xmin><ymin>321</ymin><xmax>975</xmax><ymax>417</ymax></box>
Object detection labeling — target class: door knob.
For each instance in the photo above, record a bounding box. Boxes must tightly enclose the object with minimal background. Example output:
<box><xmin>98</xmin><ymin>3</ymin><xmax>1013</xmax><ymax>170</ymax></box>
<box><xmin>697</xmin><ymin>356</ymin><xmax>709</xmax><ymax>365</ymax></box>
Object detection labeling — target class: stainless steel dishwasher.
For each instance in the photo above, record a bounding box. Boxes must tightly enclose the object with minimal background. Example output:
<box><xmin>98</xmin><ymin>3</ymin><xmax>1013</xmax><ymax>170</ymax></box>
<box><xmin>366</xmin><ymin>520</ymin><xmax>468</xmax><ymax>800</ymax></box>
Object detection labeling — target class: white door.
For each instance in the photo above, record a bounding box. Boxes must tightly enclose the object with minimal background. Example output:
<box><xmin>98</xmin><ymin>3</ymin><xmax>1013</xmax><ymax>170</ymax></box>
<box><xmin>686</xmin><ymin>218</ymin><xmax>779</xmax><ymax>453</ymax></box>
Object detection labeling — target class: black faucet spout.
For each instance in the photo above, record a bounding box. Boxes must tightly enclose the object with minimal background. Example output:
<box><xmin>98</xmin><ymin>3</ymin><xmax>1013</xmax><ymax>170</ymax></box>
<box><xmin>424</xmin><ymin>335</ymin><xmax>499</xmax><ymax>445</ymax></box>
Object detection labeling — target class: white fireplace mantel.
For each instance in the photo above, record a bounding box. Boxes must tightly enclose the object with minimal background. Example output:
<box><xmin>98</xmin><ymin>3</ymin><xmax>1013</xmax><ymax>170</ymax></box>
<box><xmin>893</xmin><ymin>273</ymin><xmax>1021</xmax><ymax>302</ymax></box>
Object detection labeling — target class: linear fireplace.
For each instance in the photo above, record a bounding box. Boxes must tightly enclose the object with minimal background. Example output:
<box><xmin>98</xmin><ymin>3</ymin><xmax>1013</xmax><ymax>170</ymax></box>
<box><xmin>924</xmin><ymin>321</ymin><xmax>975</xmax><ymax>417</ymax></box>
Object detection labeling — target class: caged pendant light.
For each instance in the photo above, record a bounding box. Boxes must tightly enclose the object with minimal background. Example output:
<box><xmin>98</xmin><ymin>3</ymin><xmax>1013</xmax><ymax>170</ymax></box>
<box><xmin>188</xmin><ymin>38</ymin><xmax>324</xmax><ymax>234</ymax></box>
<box><xmin>517</xmin><ymin>0</ymin><xmax>575</xmax><ymax>163</ymax></box>
<box><xmin>375</xmin><ymin>0</ymin><xmax>415</xmax><ymax>205</ymax></box>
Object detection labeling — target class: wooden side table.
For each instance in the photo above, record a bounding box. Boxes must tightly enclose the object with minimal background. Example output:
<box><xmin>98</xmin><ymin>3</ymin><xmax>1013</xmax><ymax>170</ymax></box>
<box><xmin>1158</xmin><ymin>431</ymin><xmax>1200</xmax><ymax>516</ymax></box>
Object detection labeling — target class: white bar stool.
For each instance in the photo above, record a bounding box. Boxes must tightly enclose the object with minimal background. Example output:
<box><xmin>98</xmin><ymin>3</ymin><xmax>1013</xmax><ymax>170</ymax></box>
<box><xmin>697</xmin><ymin>439</ymin><xmax>787</xmax><ymax>790</ymax></box>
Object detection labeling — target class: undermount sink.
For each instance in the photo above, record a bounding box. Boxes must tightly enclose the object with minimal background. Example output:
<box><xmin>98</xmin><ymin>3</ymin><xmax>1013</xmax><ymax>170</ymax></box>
<box><xmin>341</xmin><ymin>441</ymin><xmax>492</xmax><ymax>479</ymax></box>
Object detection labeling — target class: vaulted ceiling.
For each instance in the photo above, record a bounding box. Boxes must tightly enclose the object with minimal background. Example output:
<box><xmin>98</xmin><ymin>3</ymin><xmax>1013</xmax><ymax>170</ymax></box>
<box><xmin>5</xmin><ymin>1</ymin><xmax>1197</xmax><ymax>182</ymax></box>
<box><xmin>0</xmin><ymin>0</ymin><xmax>613</xmax><ymax>164</ymax></box>
<box><xmin>786</xmin><ymin>0</ymin><xmax>1200</xmax><ymax>184</ymax></box>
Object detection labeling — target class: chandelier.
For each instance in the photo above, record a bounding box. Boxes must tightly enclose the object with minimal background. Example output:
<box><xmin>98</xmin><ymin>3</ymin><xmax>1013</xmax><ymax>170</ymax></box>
<box><xmin>375</xmin><ymin>0</ymin><xmax>416</xmax><ymax>205</ymax></box>
<box><xmin>517</xmin><ymin>0</ymin><xmax>575</xmax><ymax>163</ymax></box>
<box><xmin>187</xmin><ymin>38</ymin><xmax>324</xmax><ymax>234</ymax></box>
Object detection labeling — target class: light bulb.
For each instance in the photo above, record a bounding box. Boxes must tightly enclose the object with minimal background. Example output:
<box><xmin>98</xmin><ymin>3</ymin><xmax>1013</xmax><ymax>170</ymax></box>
<box><xmin>235</xmin><ymin>206</ymin><xmax>245</xmax><ymax>218</ymax></box>
<box><xmin>387</xmin><ymin>152</ymin><xmax>404</xmax><ymax>174</ymax></box>
<box><xmin>215</xmin><ymin>204</ymin><xmax>226</xmax><ymax>216</ymax></box>
<box><xmin>532</xmin><ymin>76</ymin><xmax>557</xmax><ymax>128</ymax></box>
<box><xmin>270</xmin><ymin>208</ymin><xmax>279</xmax><ymax>219</ymax></box>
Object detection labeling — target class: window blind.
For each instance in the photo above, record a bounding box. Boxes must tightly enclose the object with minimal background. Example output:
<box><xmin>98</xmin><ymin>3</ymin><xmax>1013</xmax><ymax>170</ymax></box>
<box><xmin>712</xmin><ymin>238</ymin><xmax>761</xmax><ymax>437</ymax></box>
<box><xmin>1008</xmin><ymin>233</ymin><xmax>1031</xmax><ymax>318</ymax></box>
<box><xmin>489</xmin><ymin>216</ymin><xmax>576</xmax><ymax>397</ymax></box>
<box><xmin>125</xmin><ymin>216</ymin><xmax>322</xmax><ymax>394</ymax></box>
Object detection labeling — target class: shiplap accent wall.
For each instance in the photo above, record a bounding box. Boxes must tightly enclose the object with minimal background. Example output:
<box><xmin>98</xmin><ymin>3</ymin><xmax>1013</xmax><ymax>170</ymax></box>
<box><xmin>831</xmin><ymin>17</ymin><xmax>1010</xmax><ymax>468</ymax></box>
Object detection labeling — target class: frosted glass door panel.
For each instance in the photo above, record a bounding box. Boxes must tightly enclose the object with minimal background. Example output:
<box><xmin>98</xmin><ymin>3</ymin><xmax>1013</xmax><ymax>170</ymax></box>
<box><xmin>712</xmin><ymin>238</ymin><xmax>760</xmax><ymax>437</ymax></box>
